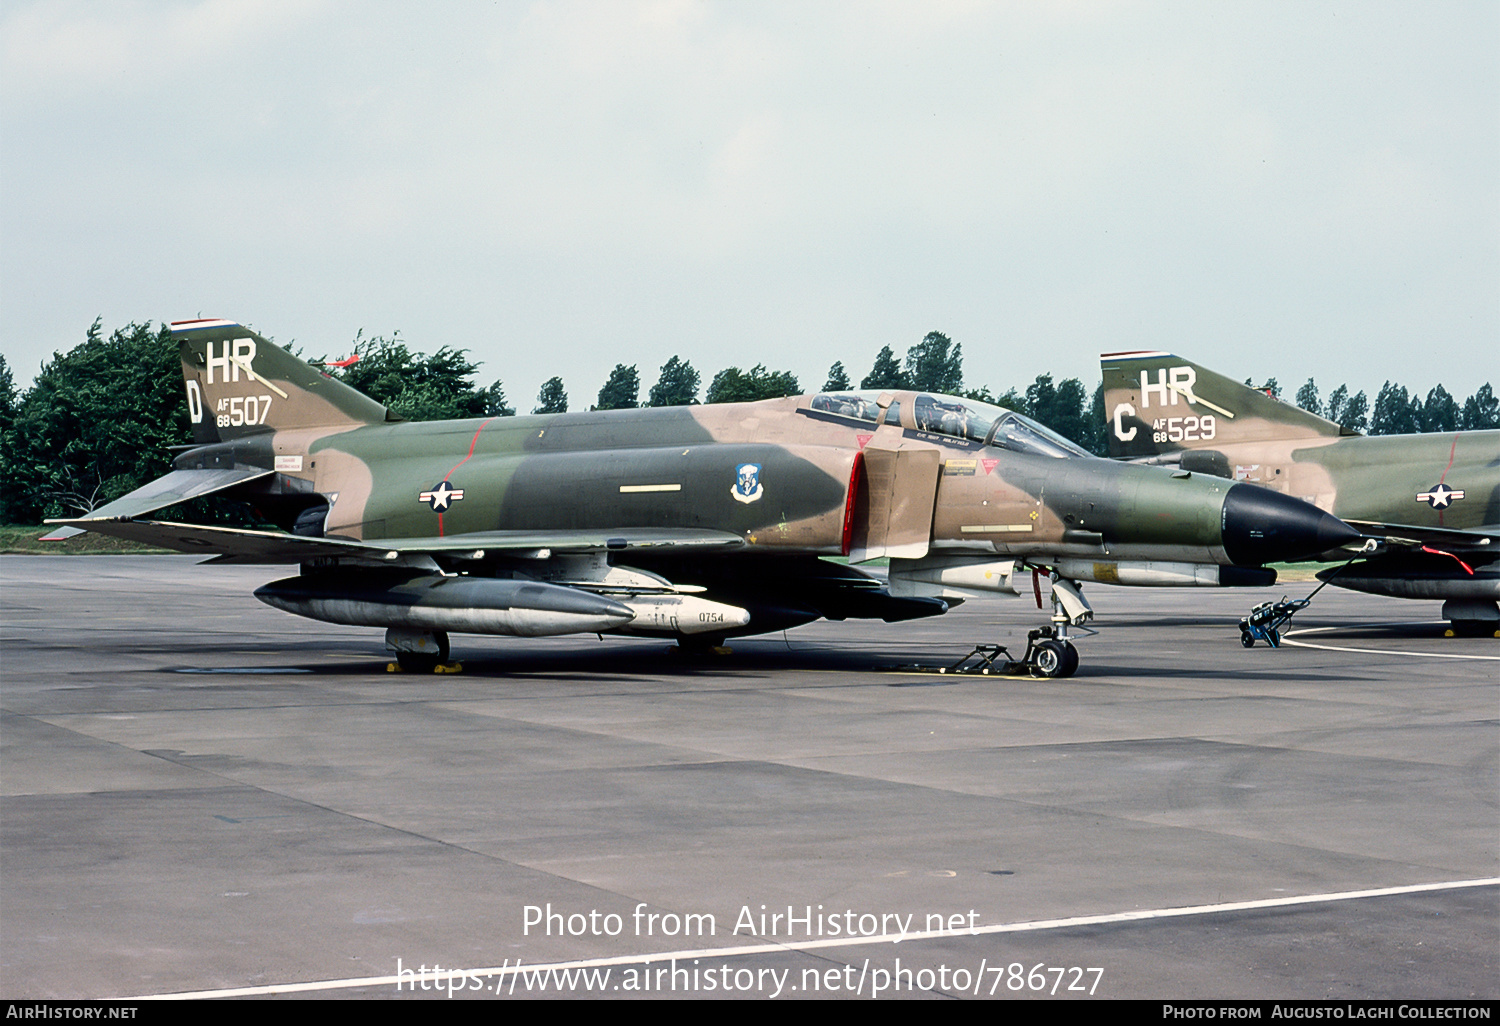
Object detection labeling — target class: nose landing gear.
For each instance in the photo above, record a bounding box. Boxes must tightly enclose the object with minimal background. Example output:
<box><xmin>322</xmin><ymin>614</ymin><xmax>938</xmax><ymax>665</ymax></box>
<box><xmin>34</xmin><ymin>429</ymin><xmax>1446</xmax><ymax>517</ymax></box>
<box><xmin>937</xmin><ymin>570</ymin><xmax>1092</xmax><ymax>678</ymax></box>
<box><xmin>1030</xmin><ymin>571</ymin><xmax>1091</xmax><ymax>677</ymax></box>
<box><xmin>940</xmin><ymin>624</ymin><xmax>1081</xmax><ymax>678</ymax></box>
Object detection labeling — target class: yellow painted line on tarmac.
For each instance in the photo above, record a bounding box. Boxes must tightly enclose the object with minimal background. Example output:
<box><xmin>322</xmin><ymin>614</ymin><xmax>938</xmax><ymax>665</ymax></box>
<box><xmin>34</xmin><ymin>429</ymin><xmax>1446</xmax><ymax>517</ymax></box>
<box><xmin>881</xmin><ymin>670</ymin><xmax>1034</xmax><ymax>680</ymax></box>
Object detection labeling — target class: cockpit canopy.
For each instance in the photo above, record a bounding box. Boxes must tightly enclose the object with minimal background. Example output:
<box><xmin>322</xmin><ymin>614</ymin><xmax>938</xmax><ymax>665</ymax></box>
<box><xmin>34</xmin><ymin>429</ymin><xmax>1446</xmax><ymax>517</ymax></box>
<box><xmin>809</xmin><ymin>390</ymin><xmax>1092</xmax><ymax>459</ymax></box>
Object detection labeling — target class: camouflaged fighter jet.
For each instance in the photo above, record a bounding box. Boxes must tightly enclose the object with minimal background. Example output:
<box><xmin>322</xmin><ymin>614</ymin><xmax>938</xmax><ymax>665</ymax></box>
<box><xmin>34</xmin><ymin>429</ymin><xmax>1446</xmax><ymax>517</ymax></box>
<box><xmin>1101</xmin><ymin>351</ymin><xmax>1500</xmax><ymax>632</ymax></box>
<box><xmin>42</xmin><ymin>319</ymin><xmax>1358</xmax><ymax>675</ymax></box>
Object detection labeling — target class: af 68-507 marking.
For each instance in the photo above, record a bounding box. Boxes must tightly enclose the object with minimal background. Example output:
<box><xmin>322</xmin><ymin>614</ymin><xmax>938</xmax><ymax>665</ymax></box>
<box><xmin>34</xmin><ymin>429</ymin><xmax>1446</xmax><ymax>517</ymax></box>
<box><xmin>215</xmin><ymin>394</ymin><xmax>274</xmax><ymax>428</ymax></box>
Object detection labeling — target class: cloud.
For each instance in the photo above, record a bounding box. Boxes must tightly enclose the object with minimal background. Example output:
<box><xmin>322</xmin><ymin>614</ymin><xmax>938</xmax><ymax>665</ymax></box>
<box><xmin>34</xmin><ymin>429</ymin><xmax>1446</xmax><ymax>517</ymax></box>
<box><xmin>2</xmin><ymin>0</ymin><xmax>331</xmax><ymax>104</ymax></box>
<box><xmin>1</xmin><ymin>1</ymin><xmax>1494</xmax><ymax>400</ymax></box>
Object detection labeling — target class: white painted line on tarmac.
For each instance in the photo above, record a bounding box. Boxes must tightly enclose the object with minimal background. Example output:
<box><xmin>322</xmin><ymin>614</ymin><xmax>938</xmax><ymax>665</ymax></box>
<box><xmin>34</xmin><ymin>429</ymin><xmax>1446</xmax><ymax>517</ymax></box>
<box><xmin>1281</xmin><ymin>621</ymin><xmax>1500</xmax><ymax>660</ymax></box>
<box><xmin>136</xmin><ymin>876</ymin><xmax>1500</xmax><ymax>1000</ymax></box>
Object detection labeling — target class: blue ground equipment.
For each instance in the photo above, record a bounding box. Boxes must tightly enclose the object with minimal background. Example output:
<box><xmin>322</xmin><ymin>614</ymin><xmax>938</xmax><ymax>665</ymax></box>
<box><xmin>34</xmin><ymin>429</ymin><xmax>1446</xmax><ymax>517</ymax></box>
<box><xmin>1238</xmin><ymin>596</ymin><xmax>1311</xmax><ymax>648</ymax></box>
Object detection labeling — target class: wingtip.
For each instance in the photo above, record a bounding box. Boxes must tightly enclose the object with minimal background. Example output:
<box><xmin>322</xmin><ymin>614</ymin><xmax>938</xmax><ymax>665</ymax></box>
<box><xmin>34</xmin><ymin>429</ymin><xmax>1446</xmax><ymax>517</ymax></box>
<box><xmin>1100</xmin><ymin>350</ymin><xmax>1176</xmax><ymax>360</ymax></box>
<box><xmin>38</xmin><ymin>527</ymin><xmax>84</xmax><ymax>541</ymax></box>
<box><xmin>169</xmin><ymin>318</ymin><xmax>242</xmax><ymax>334</ymax></box>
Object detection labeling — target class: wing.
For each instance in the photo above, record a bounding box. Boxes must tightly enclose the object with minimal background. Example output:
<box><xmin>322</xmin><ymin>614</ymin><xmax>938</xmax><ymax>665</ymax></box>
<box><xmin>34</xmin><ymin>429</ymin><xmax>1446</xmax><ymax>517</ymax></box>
<box><xmin>39</xmin><ymin>516</ymin><xmax>747</xmax><ymax>564</ymax></box>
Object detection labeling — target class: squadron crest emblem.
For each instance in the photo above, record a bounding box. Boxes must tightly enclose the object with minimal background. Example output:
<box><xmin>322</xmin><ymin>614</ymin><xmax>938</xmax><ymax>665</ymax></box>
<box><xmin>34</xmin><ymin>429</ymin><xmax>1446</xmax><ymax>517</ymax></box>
<box><xmin>732</xmin><ymin>463</ymin><xmax>764</xmax><ymax>504</ymax></box>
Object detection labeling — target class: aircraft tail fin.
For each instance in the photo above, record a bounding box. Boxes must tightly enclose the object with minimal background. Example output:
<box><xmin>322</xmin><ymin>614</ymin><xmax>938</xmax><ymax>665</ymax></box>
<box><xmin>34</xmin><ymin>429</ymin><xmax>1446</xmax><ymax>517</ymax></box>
<box><xmin>1099</xmin><ymin>351</ymin><xmax>1345</xmax><ymax>460</ymax></box>
<box><xmin>172</xmin><ymin>319</ymin><xmax>390</xmax><ymax>445</ymax></box>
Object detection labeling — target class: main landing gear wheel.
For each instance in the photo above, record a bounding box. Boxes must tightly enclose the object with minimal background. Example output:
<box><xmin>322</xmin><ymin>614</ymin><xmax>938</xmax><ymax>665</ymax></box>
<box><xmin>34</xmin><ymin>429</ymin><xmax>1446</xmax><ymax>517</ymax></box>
<box><xmin>673</xmin><ymin>635</ymin><xmax>732</xmax><ymax>658</ymax></box>
<box><xmin>1030</xmin><ymin>639</ymin><xmax>1078</xmax><ymax>679</ymax></box>
<box><xmin>1445</xmin><ymin>621</ymin><xmax>1500</xmax><ymax>638</ymax></box>
<box><xmin>389</xmin><ymin>630</ymin><xmax>450</xmax><ymax>673</ymax></box>
<box><xmin>396</xmin><ymin>650</ymin><xmax>440</xmax><ymax>673</ymax></box>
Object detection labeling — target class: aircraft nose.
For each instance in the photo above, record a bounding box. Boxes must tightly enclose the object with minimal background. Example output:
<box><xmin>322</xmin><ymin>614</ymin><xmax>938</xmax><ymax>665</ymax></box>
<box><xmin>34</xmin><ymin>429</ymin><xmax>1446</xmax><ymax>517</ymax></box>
<box><xmin>1221</xmin><ymin>483</ymin><xmax>1362</xmax><ymax>566</ymax></box>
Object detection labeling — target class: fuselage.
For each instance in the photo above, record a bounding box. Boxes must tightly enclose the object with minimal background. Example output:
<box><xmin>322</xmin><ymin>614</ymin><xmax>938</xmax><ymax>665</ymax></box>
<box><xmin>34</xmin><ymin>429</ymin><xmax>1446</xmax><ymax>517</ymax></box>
<box><xmin>31</xmin><ymin>319</ymin><xmax>1367</xmax><ymax>656</ymax></box>
<box><xmin>1196</xmin><ymin>430</ymin><xmax>1499</xmax><ymax>533</ymax></box>
<box><xmin>51</xmin><ymin>319</ymin><xmax>1369</xmax><ymax>662</ymax></box>
<box><xmin>235</xmin><ymin>390</ymin><xmax>1339</xmax><ymax>572</ymax></box>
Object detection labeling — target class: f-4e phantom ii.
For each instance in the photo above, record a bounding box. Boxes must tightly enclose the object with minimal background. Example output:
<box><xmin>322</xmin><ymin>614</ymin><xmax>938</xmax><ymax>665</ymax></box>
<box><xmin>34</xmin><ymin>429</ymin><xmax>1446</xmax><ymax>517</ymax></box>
<box><xmin>1101</xmin><ymin>351</ymin><xmax>1500</xmax><ymax>633</ymax></box>
<box><xmin>44</xmin><ymin>319</ymin><xmax>1359</xmax><ymax>675</ymax></box>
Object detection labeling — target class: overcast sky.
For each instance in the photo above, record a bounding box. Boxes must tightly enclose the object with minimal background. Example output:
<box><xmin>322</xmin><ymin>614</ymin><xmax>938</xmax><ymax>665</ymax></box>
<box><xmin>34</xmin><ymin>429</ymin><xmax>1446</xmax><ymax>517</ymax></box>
<box><xmin>3</xmin><ymin>1</ymin><xmax>1495</xmax><ymax>408</ymax></box>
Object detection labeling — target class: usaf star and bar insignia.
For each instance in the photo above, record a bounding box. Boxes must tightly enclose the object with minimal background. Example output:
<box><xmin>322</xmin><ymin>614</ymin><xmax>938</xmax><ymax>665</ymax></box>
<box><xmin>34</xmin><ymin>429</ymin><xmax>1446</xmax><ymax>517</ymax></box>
<box><xmin>419</xmin><ymin>481</ymin><xmax>465</xmax><ymax>512</ymax></box>
<box><xmin>1416</xmin><ymin>483</ymin><xmax>1465</xmax><ymax>509</ymax></box>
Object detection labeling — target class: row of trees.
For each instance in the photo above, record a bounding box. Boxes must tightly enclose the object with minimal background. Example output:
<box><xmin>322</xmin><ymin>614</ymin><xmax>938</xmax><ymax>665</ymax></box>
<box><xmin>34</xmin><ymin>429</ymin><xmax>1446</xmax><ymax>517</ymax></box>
<box><xmin>2</xmin><ymin>322</ymin><xmax>184</xmax><ymax>526</ymax></box>
<box><xmin>1283</xmin><ymin>377</ymin><xmax>1498</xmax><ymax>435</ymax></box>
<box><xmin>2</xmin><ymin>319</ymin><xmax>1495</xmax><ymax>526</ymax></box>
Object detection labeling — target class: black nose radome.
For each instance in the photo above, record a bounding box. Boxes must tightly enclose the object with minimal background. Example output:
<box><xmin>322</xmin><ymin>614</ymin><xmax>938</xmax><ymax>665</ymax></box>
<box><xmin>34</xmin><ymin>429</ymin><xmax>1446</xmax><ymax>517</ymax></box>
<box><xmin>1222</xmin><ymin>483</ymin><xmax>1361</xmax><ymax>566</ymax></box>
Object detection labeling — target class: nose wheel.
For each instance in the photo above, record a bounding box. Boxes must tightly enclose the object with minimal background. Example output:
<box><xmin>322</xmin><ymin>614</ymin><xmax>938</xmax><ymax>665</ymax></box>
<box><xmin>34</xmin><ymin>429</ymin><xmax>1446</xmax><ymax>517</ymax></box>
<box><xmin>1029</xmin><ymin>635</ymin><xmax>1080</xmax><ymax>678</ymax></box>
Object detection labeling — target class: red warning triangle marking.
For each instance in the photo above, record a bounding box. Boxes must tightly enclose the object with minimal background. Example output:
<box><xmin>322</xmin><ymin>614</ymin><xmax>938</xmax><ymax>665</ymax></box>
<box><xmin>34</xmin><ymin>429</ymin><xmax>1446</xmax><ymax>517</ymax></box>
<box><xmin>856</xmin><ymin>434</ymin><xmax>873</xmax><ymax>450</ymax></box>
<box><xmin>981</xmin><ymin>458</ymin><xmax>999</xmax><ymax>474</ymax></box>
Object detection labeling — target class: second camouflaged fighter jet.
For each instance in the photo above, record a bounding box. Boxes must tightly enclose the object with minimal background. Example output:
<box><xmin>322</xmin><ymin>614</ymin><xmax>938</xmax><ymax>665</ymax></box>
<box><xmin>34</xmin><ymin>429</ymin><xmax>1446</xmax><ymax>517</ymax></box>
<box><xmin>45</xmin><ymin>320</ymin><xmax>1359</xmax><ymax>675</ymax></box>
<box><xmin>1101</xmin><ymin>351</ymin><xmax>1500</xmax><ymax>632</ymax></box>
